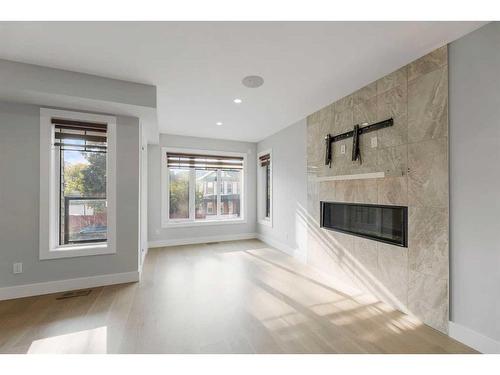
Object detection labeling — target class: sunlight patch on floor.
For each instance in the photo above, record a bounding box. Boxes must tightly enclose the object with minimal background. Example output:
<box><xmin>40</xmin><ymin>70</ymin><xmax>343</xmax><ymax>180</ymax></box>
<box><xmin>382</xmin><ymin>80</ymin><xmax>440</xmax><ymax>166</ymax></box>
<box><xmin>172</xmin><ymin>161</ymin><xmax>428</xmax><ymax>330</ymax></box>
<box><xmin>27</xmin><ymin>326</ymin><xmax>107</xmax><ymax>354</ymax></box>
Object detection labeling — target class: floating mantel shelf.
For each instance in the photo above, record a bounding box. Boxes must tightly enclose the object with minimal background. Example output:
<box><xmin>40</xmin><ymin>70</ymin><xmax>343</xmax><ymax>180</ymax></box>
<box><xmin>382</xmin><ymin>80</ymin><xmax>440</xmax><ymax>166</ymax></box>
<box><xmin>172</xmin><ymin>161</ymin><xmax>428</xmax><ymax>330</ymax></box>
<box><xmin>315</xmin><ymin>172</ymin><xmax>385</xmax><ymax>182</ymax></box>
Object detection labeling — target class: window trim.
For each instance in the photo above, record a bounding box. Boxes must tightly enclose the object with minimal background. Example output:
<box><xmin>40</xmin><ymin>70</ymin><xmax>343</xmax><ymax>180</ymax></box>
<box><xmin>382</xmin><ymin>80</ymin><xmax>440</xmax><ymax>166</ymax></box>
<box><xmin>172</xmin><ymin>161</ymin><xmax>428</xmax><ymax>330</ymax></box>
<box><xmin>161</xmin><ymin>147</ymin><xmax>247</xmax><ymax>228</ymax></box>
<box><xmin>39</xmin><ymin>108</ymin><xmax>117</xmax><ymax>260</ymax></box>
<box><xmin>257</xmin><ymin>149</ymin><xmax>273</xmax><ymax>227</ymax></box>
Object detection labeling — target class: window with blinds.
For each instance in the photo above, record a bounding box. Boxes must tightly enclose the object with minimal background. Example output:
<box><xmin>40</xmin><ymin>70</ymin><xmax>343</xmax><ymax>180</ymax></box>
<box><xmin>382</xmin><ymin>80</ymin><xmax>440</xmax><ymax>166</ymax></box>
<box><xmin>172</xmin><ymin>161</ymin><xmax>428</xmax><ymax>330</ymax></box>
<box><xmin>165</xmin><ymin>150</ymin><xmax>244</xmax><ymax>223</ymax></box>
<box><xmin>53</xmin><ymin>118</ymin><xmax>108</xmax><ymax>245</ymax></box>
<box><xmin>258</xmin><ymin>153</ymin><xmax>272</xmax><ymax>219</ymax></box>
<box><xmin>259</xmin><ymin>153</ymin><xmax>270</xmax><ymax>167</ymax></box>
<box><xmin>53</xmin><ymin>118</ymin><xmax>107</xmax><ymax>153</ymax></box>
<box><xmin>166</xmin><ymin>152</ymin><xmax>243</xmax><ymax>170</ymax></box>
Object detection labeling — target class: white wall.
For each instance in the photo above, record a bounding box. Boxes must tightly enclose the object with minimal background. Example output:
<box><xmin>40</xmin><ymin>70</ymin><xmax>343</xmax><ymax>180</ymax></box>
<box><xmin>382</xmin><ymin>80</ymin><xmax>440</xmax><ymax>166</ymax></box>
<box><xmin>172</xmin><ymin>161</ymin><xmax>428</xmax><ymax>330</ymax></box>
<box><xmin>256</xmin><ymin>119</ymin><xmax>307</xmax><ymax>261</ymax></box>
<box><xmin>0</xmin><ymin>101</ymin><xmax>141</xmax><ymax>289</ymax></box>
<box><xmin>148</xmin><ymin>134</ymin><xmax>257</xmax><ymax>246</ymax></box>
<box><xmin>449</xmin><ymin>22</ymin><xmax>500</xmax><ymax>352</ymax></box>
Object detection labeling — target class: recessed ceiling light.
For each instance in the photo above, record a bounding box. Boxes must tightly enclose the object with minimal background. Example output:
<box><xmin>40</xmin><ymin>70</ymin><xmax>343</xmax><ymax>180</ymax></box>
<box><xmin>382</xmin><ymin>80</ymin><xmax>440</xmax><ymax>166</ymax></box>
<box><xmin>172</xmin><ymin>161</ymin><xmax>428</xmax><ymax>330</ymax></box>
<box><xmin>233</xmin><ymin>98</ymin><xmax>242</xmax><ymax>104</ymax></box>
<box><xmin>216</xmin><ymin>122</ymin><xmax>223</xmax><ymax>126</ymax></box>
<box><xmin>242</xmin><ymin>75</ymin><xmax>264</xmax><ymax>88</ymax></box>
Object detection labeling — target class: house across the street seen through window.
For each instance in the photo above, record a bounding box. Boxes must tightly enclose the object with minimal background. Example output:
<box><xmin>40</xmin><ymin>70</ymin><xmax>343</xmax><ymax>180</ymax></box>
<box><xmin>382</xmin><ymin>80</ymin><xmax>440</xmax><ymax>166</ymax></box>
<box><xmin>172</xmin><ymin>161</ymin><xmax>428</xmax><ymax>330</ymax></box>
<box><xmin>166</xmin><ymin>151</ymin><xmax>244</xmax><ymax>224</ymax></box>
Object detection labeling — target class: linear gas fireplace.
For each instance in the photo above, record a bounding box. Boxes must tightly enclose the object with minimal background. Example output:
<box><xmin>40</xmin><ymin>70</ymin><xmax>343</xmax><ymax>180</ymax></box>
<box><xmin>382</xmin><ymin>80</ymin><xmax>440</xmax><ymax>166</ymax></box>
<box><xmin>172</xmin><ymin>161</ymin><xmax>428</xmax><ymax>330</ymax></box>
<box><xmin>320</xmin><ymin>202</ymin><xmax>408</xmax><ymax>247</ymax></box>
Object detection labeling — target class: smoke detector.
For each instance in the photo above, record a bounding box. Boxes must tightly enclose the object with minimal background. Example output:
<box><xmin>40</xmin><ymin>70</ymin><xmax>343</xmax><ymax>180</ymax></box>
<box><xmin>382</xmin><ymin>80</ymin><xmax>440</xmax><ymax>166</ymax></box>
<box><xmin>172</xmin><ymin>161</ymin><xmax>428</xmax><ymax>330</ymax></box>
<box><xmin>242</xmin><ymin>75</ymin><xmax>264</xmax><ymax>88</ymax></box>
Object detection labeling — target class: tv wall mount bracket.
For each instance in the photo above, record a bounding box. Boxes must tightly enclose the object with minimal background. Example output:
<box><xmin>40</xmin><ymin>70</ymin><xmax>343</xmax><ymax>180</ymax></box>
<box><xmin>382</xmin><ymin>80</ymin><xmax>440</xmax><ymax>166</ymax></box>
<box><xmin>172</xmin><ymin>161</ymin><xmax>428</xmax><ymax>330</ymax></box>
<box><xmin>324</xmin><ymin>118</ymin><xmax>393</xmax><ymax>167</ymax></box>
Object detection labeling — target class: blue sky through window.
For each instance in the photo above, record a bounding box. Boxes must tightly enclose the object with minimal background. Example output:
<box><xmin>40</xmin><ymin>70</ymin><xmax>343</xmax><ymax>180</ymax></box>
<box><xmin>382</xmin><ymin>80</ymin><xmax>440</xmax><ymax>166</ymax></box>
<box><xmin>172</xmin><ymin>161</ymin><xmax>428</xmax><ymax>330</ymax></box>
<box><xmin>63</xmin><ymin>139</ymin><xmax>89</xmax><ymax>165</ymax></box>
<box><xmin>64</xmin><ymin>150</ymin><xmax>89</xmax><ymax>165</ymax></box>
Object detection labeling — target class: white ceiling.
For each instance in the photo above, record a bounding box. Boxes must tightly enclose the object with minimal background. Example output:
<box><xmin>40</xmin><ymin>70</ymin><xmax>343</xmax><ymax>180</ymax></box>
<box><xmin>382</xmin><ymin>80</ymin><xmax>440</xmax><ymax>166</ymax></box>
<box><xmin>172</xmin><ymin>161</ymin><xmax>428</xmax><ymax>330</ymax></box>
<box><xmin>0</xmin><ymin>21</ymin><xmax>487</xmax><ymax>142</ymax></box>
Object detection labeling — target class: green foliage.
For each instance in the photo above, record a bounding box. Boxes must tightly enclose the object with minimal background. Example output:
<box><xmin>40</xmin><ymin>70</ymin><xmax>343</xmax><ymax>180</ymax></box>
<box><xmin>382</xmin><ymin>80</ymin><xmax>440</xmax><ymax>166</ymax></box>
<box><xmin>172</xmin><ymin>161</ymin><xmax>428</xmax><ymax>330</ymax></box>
<box><xmin>64</xmin><ymin>163</ymin><xmax>86</xmax><ymax>196</ymax></box>
<box><xmin>63</xmin><ymin>153</ymin><xmax>107</xmax><ymax>197</ymax></box>
<box><xmin>169</xmin><ymin>172</ymin><xmax>189</xmax><ymax>217</ymax></box>
<box><xmin>82</xmin><ymin>152</ymin><xmax>106</xmax><ymax>197</ymax></box>
<box><xmin>63</xmin><ymin>152</ymin><xmax>107</xmax><ymax>214</ymax></box>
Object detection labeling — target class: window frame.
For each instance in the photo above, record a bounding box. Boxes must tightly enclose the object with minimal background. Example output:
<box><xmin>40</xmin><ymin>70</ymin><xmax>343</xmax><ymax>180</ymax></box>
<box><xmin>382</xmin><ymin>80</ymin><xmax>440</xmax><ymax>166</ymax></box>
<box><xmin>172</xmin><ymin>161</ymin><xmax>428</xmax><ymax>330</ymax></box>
<box><xmin>257</xmin><ymin>149</ymin><xmax>273</xmax><ymax>227</ymax></box>
<box><xmin>39</xmin><ymin>108</ymin><xmax>117</xmax><ymax>260</ymax></box>
<box><xmin>161</xmin><ymin>147</ymin><xmax>247</xmax><ymax>228</ymax></box>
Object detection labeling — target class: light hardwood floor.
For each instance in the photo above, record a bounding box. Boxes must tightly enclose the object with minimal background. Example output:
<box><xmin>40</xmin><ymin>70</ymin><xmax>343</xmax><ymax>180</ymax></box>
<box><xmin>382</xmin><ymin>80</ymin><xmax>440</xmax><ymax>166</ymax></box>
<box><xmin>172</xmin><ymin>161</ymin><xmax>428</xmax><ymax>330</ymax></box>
<box><xmin>0</xmin><ymin>239</ymin><xmax>476</xmax><ymax>354</ymax></box>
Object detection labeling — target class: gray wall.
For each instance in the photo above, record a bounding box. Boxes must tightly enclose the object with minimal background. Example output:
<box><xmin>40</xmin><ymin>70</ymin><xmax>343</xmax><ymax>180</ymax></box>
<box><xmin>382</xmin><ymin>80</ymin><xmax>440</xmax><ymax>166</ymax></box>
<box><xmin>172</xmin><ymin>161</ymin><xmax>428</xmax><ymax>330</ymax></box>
<box><xmin>148</xmin><ymin>134</ymin><xmax>257</xmax><ymax>244</ymax></box>
<box><xmin>0</xmin><ymin>59</ymin><xmax>158</xmax><ymax>144</ymax></box>
<box><xmin>257</xmin><ymin>119</ymin><xmax>308</xmax><ymax>260</ymax></box>
<box><xmin>0</xmin><ymin>58</ymin><xmax>156</xmax><ymax>108</ymax></box>
<box><xmin>0</xmin><ymin>101</ymin><xmax>140</xmax><ymax>287</ymax></box>
<box><xmin>449</xmin><ymin>22</ymin><xmax>500</xmax><ymax>342</ymax></box>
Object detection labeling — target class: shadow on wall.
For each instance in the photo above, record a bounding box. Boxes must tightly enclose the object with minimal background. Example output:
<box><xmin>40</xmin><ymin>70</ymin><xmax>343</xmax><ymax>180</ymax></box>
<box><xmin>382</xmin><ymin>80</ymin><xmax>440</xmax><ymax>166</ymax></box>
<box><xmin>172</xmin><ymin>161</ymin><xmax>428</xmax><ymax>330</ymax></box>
<box><xmin>295</xmin><ymin>203</ymin><xmax>410</xmax><ymax>315</ymax></box>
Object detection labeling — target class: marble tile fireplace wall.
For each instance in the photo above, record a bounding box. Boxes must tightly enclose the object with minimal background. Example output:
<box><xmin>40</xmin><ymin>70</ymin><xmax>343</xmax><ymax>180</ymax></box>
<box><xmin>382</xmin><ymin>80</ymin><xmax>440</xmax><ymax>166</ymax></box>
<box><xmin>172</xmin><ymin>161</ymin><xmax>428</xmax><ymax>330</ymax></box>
<box><xmin>306</xmin><ymin>46</ymin><xmax>449</xmax><ymax>332</ymax></box>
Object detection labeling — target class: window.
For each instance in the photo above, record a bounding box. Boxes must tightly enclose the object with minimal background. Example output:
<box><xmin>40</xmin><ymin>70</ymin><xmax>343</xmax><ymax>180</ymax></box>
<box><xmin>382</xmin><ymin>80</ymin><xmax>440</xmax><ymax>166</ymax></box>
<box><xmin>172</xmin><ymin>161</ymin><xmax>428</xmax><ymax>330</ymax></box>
<box><xmin>55</xmin><ymin>119</ymin><xmax>108</xmax><ymax>245</ymax></box>
<box><xmin>162</xmin><ymin>149</ymin><xmax>245</xmax><ymax>227</ymax></box>
<box><xmin>39</xmin><ymin>109</ymin><xmax>116</xmax><ymax>259</ymax></box>
<box><xmin>258</xmin><ymin>150</ymin><xmax>272</xmax><ymax>226</ymax></box>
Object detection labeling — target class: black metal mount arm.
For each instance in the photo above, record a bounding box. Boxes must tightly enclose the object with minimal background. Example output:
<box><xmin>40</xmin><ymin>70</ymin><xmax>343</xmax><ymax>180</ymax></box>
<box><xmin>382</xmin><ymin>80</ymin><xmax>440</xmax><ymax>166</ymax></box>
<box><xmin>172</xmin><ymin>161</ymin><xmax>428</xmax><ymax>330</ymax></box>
<box><xmin>324</xmin><ymin>118</ymin><xmax>393</xmax><ymax>166</ymax></box>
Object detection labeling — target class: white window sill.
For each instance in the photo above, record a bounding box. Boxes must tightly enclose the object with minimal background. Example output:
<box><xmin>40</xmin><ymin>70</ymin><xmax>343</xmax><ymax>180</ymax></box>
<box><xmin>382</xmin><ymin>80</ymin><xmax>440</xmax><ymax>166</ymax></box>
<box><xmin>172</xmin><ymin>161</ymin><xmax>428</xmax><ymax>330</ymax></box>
<box><xmin>163</xmin><ymin>218</ymin><xmax>246</xmax><ymax>228</ymax></box>
<box><xmin>258</xmin><ymin>218</ymin><xmax>273</xmax><ymax>227</ymax></box>
<box><xmin>40</xmin><ymin>243</ymin><xmax>115</xmax><ymax>260</ymax></box>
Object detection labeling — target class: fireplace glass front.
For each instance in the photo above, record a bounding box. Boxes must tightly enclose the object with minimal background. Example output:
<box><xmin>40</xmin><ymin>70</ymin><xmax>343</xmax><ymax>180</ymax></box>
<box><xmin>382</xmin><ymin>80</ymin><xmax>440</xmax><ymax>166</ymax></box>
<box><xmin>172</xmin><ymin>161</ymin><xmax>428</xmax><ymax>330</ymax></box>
<box><xmin>320</xmin><ymin>202</ymin><xmax>408</xmax><ymax>247</ymax></box>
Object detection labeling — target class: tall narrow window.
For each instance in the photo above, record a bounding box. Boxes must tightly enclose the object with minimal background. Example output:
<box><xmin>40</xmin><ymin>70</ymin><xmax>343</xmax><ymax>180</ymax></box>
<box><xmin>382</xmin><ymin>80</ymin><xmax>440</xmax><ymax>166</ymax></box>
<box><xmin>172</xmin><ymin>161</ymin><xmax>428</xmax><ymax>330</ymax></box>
<box><xmin>54</xmin><ymin>119</ymin><xmax>108</xmax><ymax>245</ymax></box>
<box><xmin>258</xmin><ymin>151</ymin><xmax>272</xmax><ymax>226</ymax></box>
<box><xmin>266</xmin><ymin>162</ymin><xmax>271</xmax><ymax>218</ymax></box>
<box><xmin>40</xmin><ymin>109</ymin><xmax>116</xmax><ymax>260</ymax></box>
<box><xmin>260</xmin><ymin>153</ymin><xmax>271</xmax><ymax>218</ymax></box>
<box><xmin>164</xmin><ymin>151</ymin><xmax>245</xmax><ymax>225</ymax></box>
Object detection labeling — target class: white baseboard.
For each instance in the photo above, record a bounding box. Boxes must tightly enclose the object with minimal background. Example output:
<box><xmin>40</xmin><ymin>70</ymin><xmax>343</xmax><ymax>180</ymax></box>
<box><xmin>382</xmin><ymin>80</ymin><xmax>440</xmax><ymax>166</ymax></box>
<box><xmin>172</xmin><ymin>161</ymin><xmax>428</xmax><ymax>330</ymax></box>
<box><xmin>449</xmin><ymin>321</ymin><xmax>500</xmax><ymax>354</ymax></box>
<box><xmin>148</xmin><ymin>232</ymin><xmax>258</xmax><ymax>248</ymax></box>
<box><xmin>0</xmin><ymin>271</ymin><xmax>140</xmax><ymax>301</ymax></box>
<box><xmin>257</xmin><ymin>233</ymin><xmax>307</xmax><ymax>263</ymax></box>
